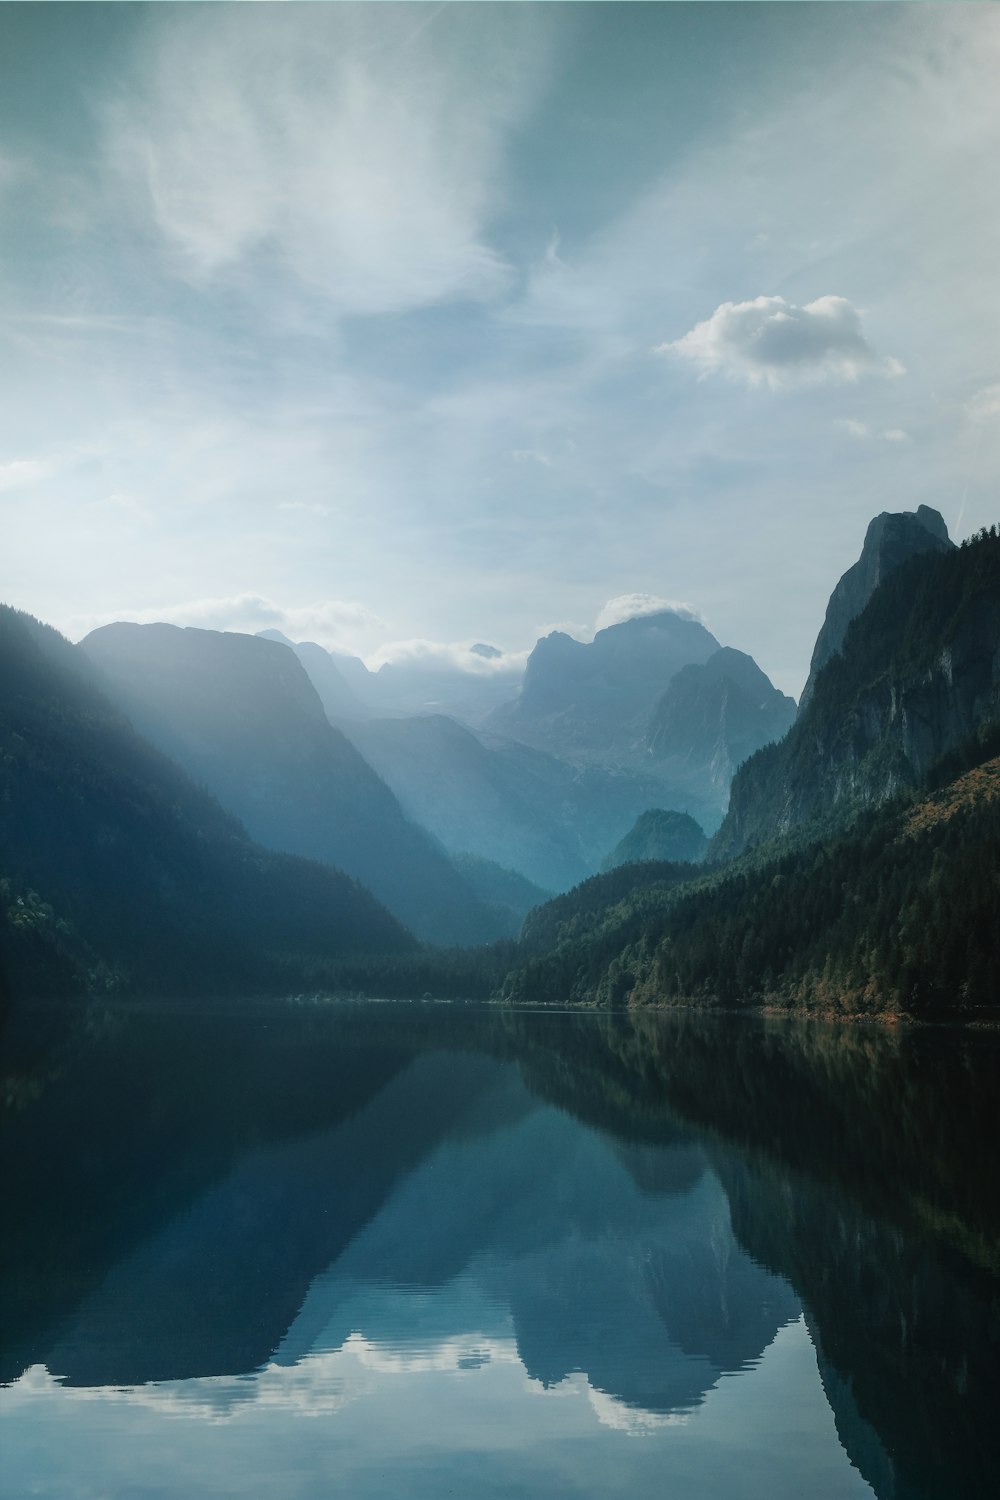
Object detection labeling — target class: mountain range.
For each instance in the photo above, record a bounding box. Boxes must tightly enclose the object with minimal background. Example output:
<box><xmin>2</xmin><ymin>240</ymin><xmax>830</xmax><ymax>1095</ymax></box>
<box><xmin>80</xmin><ymin>622</ymin><xmax>504</xmax><ymax>947</ymax></box>
<box><xmin>2</xmin><ymin>504</ymin><xmax>997</xmax><ymax>1018</ymax></box>
<box><xmin>0</xmin><ymin>606</ymin><xmax>414</xmax><ymax>1008</ymax></box>
<box><xmin>259</xmin><ymin>630</ymin><xmax>522</xmax><ymax>726</ymax></box>
<box><xmin>274</xmin><ymin>607</ymin><xmax>796</xmax><ymax>881</ymax></box>
<box><xmin>502</xmin><ymin>518</ymin><xmax>1000</xmax><ymax>1017</ymax></box>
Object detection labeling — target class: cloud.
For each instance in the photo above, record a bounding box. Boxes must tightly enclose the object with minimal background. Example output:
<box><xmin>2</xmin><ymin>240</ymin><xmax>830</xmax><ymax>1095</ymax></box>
<box><xmin>368</xmin><ymin>637</ymin><xmax>527</xmax><ymax>677</ymax></box>
<box><xmin>0</xmin><ymin>152</ymin><xmax>22</xmax><ymax>193</ymax></box>
<box><xmin>105</xmin><ymin>4</ymin><xmax>549</xmax><ymax>316</ymax></box>
<box><xmin>73</xmin><ymin>594</ymin><xmax>384</xmax><ymax>653</ymax></box>
<box><xmin>658</xmin><ymin>295</ymin><xmax>904</xmax><ymax>389</ymax></box>
<box><xmin>511</xmin><ymin>449</ymin><xmax>552</xmax><ymax>467</ymax></box>
<box><xmin>594</xmin><ymin>594</ymin><xmax>704</xmax><ymax>633</ymax></box>
<box><xmin>87</xmin><ymin>490</ymin><xmax>156</xmax><ymax>525</ymax></box>
<box><xmin>587</xmin><ymin>1385</ymin><xmax>689</xmax><ymax>1434</ymax></box>
<box><xmin>278</xmin><ymin>501</ymin><xmax>331</xmax><ymax>517</ymax></box>
<box><xmin>968</xmin><ymin>384</ymin><xmax>1000</xmax><ymax>423</ymax></box>
<box><xmin>0</xmin><ymin>457</ymin><xmax>57</xmax><ymax>492</ymax></box>
<box><xmin>834</xmin><ymin>418</ymin><xmax>871</xmax><ymax>440</ymax></box>
<box><xmin>834</xmin><ymin>420</ymin><xmax>910</xmax><ymax>443</ymax></box>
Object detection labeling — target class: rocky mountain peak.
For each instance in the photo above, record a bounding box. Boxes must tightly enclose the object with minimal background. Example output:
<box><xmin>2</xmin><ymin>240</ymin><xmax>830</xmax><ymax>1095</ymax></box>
<box><xmin>799</xmin><ymin>506</ymin><xmax>954</xmax><ymax>709</ymax></box>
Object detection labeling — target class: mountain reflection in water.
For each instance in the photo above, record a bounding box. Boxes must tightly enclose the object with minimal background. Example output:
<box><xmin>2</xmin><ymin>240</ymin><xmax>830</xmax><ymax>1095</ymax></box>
<box><xmin>1</xmin><ymin>1001</ymin><xmax>997</xmax><ymax>1500</ymax></box>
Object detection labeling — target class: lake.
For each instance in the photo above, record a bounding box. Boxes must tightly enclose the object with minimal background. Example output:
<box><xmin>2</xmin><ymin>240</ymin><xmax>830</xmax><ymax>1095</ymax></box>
<box><xmin>2</xmin><ymin>1000</ymin><xmax>998</xmax><ymax>1499</ymax></box>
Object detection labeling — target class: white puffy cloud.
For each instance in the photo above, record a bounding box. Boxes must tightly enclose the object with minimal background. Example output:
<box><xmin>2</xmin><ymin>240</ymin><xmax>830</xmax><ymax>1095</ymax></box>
<box><xmin>658</xmin><ymin>295</ymin><xmax>904</xmax><ymax>389</ymax></box>
<box><xmin>594</xmin><ymin>594</ymin><xmax>704</xmax><ymax>633</ymax></box>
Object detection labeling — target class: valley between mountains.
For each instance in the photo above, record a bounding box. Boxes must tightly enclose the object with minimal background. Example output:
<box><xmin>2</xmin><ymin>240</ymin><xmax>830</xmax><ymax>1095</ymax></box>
<box><xmin>2</xmin><ymin>506</ymin><xmax>997</xmax><ymax>1021</ymax></box>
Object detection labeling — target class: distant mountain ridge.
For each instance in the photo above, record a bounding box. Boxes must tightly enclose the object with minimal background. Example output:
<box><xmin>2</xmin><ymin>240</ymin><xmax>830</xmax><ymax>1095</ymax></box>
<box><xmin>258</xmin><ymin>629</ymin><xmax>521</xmax><ymax>725</ymax></box>
<box><xmin>485</xmin><ymin>611</ymin><xmax>795</xmax><ymax>837</ymax></box>
<box><xmin>489</xmin><ymin>611</ymin><xmax>721</xmax><ymax>762</ymax></box>
<box><xmin>343</xmin><ymin>712</ymin><xmax>591</xmax><ymax>892</ymax></box>
<box><xmin>258</xmin><ymin>630</ymin><xmax>373</xmax><ymax>721</ymax></box>
<box><xmin>494</xmin><ymin>521</ymin><xmax>1000</xmax><ymax>1018</ymax></box>
<box><xmin>80</xmin><ymin>623</ymin><xmax>504</xmax><ymax>946</ymax></box>
<box><xmin>344</xmin><ymin>711</ymin><xmax>693</xmax><ymax>892</ymax></box>
<box><xmin>280</xmin><ymin>609</ymin><xmax>796</xmax><ymax>885</ymax></box>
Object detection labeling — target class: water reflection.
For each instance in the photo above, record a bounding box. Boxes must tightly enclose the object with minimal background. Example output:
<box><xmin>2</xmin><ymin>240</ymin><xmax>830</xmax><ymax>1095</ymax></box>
<box><xmin>1</xmin><ymin>1002</ymin><xmax>998</xmax><ymax>1499</ymax></box>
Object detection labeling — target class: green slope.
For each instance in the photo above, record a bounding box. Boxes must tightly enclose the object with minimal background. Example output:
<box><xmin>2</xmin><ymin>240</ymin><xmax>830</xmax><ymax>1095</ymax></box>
<box><xmin>0</xmin><ymin>606</ymin><xmax>415</xmax><ymax>1007</ymax></box>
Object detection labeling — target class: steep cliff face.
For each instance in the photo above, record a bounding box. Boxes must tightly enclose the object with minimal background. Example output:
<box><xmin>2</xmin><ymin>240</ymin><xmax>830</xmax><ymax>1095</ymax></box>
<box><xmin>646</xmin><ymin>647</ymin><xmax>796</xmax><ymax>792</ymax></box>
<box><xmin>799</xmin><ymin>504</ymin><xmax>954</xmax><ymax>710</ymax></box>
<box><xmin>712</xmin><ymin>529</ymin><xmax>1000</xmax><ymax>861</ymax></box>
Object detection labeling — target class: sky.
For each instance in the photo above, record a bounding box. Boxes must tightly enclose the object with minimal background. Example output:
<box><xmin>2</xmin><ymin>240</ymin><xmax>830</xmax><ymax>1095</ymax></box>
<box><xmin>1</xmin><ymin>1</ymin><xmax>998</xmax><ymax>699</ymax></box>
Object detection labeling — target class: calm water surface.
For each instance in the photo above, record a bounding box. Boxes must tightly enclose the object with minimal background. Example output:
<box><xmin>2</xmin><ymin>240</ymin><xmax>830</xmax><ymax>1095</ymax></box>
<box><xmin>1</xmin><ymin>1001</ymin><xmax>998</xmax><ymax>1499</ymax></box>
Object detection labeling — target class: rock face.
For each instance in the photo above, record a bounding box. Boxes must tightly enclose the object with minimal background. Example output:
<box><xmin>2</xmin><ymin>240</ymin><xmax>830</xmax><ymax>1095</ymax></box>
<box><xmin>80</xmin><ymin>623</ymin><xmax>503</xmax><ymax>947</ymax></box>
<box><xmin>711</xmin><ymin>526</ymin><xmax>1000</xmax><ymax>861</ymax></box>
<box><xmin>600</xmin><ymin>810</ymin><xmax>708</xmax><ymax>871</ymax></box>
<box><xmin>799</xmin><ymin>505</ymin><xmax>954</xmax><ymax>710</ymax></box>
<box><xmin>646</xmin><ymin>647</ymin><xmax>796</xmax><ymax>794</ymax></box>
<box><xmin>490</xmin><ymin>611</ymin><xmax>721</xmax><ymax>762</ymax></box>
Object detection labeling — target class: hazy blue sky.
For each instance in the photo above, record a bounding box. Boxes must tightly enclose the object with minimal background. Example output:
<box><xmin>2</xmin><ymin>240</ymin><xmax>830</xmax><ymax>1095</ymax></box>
<box><xmin>2</xmin><ymin>2</ymin><xmax>998</xmax><ymax>696</ymax></box>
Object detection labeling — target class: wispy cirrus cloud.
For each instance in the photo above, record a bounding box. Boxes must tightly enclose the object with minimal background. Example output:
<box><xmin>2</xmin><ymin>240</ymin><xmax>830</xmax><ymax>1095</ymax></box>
<box><xmin>105</xmin><ymin>4</ymin><xmax>551</xmax><ymax>316</ymax></box>
<box><xmin>0</xmin><ymin>457</ymin><xmax>58</xmax><ymax>492</ymax></box>
<box><xmin>72</xmin><ymin>593</ymin><xmax>385</xmax><ymax>655</ymax></box>
<box><xmin>967</xmin><ymin>384</ymin><xmax>1000</xmax><ymax>423</ymax></box>
<box><xmin>834</xmin><ymin>419</ymin><xmax>911</xmax><ymax>444</ymax></box>
<box><xmin>657</xmin><ymin>296</ymin><xmax>904</xmax><ymax>390</ymax></box>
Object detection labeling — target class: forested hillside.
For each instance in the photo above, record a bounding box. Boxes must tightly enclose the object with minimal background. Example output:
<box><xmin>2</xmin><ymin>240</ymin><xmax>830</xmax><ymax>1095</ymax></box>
<box><xmin>499</xmin><ymin>743</ymin><xmax>1000</xmax><ymax>1016</ymax></box>
<box><xmin>714</xmin><ymin>528</ymin><xmax>1000</xmax><ymax>860</ymax></box>
<box><xmin>81</xmin><ymin>622</ymin><xmax>503</xmax><ymax>947</ymax></box>
<box><xmin>496</xmin><ymin>529</ymin><xmax>1000</xmax><ymax>1017</ymax></box>
<box><xmin>0</xmin><ymin>608</ymin><xmax>414</xmax><ymax>1008</ymax></box>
